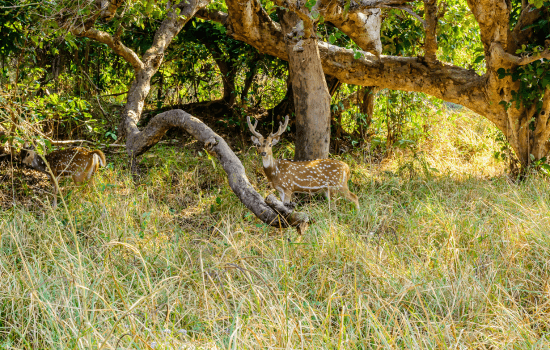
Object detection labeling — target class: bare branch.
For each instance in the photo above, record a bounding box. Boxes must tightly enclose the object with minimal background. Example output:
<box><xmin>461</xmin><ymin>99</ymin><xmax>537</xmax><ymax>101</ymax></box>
<box><xmin>325</xmin><ymin>8</ymin><xmax>383</xmax><ymax>56</ymax></box>
<box><xmin>493</xmin><ymin>43</ymin><xmax>550</xmax><ymax>66</ymax></box>
<box><xmin>271</xmin><ymin>0</ymin><xmax>315</xmax><ymax>36</ymax></box>
<box><xmin>350</xmin><ymin>0</ymin><xmax>415</xmax><ymax>11</ymax></box>
<box><xmin>380</xmin><ymin>5</ymin><xmax>426</xmax><ymax>26</ymax></box>
<box><xmin>96</xmin><ymin>0</ymin><xmax>125</xmax><ymax>21</ymax></box>
<box><xmin>141</xmin><ymin>0</ymin><xmax>210</xmax><ymax>65</ymax></box>
<box><xmin>73</xmin><ymin>27</ymin><xmax>144</xmax><ymax>71</ymax></box>
<box><xmin>195</xmin><ymin>8</ymin><xmax>228</xmax><ymax>25</ymax></box>
<box><xmin>223</xmin><ymin>0</ymin><xmax>497</xmax><ymax>128</ymax></box>
<box><xmin>120</xmin><ymin>0</ymin><xmax>209</xmax><ymax>140</ymax></box>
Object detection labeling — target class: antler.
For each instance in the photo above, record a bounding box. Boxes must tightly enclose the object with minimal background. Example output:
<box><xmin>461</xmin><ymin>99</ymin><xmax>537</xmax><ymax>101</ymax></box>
<box><xmin>270</xmin><ymin>115</ymin><xmax>289</xmax><ymax>138</ymax></box>
<box><xmin>246</xmin><ymin>116</ymin><xmax>263</xmax><ymax>139</ymax></box>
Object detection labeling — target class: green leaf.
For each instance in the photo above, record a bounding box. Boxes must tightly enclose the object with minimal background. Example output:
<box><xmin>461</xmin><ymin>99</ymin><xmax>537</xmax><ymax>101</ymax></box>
<box><xmin>473</xmin><ymin>55</ymin><xmax>484</xmax><ymax>64</ymax></box>
<box><xmin>540</xmin><ymin>163</ymin><xmax>550</xmax><ymax>175</ymax></box>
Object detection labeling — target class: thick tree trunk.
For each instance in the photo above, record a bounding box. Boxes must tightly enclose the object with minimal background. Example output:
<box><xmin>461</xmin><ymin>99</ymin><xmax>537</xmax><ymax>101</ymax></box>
<box><xmin>278</xmin><ymin>9</ymin><xmax>331</xmax><ymax>161</ymax></box>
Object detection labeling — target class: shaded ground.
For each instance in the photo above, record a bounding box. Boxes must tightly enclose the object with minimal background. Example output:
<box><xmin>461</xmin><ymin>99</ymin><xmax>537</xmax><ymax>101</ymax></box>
<box><xmin>0</xmin><ymin>156</ymin><xmax>53</xmax><ymax>210</ymax></box>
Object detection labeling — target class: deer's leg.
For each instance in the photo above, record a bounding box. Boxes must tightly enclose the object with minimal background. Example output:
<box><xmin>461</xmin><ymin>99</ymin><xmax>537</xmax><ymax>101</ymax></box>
<box><xmin>277</xmin><ymin>189</ymin><xmax>285</xmax><ymax>202</ymax></box>
<box><xmin>49</xmin><ymin>176</ymin><xmax>58</xmax><ymax>209</ymax></box>
<box><xmin>283</xmin><ymin>190</ymin><xmax>293</xmax><ymax>204</ymax></box>
<box><xmin>72</xmin><ymin>173</ymin><xmax>85</xmax><ymax>185</ymax></box>
<box><xmin>348</xmin><ymin>192</ymin><xmax>360</xmax><ymax>210</ymax></box>
<box><xmin>87</xmin><ymin>160</ymin><xmax>99</xmax><ymax>181</ymax></box>
<box><xmin>340</xmin><ymin>183</ymin><xmax>360</xmax><ymax>210</ymax></box>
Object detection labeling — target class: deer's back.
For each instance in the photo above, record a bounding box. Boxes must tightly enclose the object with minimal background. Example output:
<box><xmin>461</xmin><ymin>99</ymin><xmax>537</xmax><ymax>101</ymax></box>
<box><xmin>277</xmin><ymin>158</ymin><xmax>350</xmax><ymax>191</ymax></box>
<box><xmin>47</xmin><ymin>147</ymin><xmax>94</xmax><ymax>176</ymax></box>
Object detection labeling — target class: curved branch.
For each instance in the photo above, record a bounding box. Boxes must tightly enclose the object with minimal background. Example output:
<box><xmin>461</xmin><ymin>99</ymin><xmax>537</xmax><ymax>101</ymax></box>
<box><xmin>219</xmin><ymin>4</ymin><xmax>497</xmax><ymax>126</ymax></box>
<box><xmin>120</xmin><ymin>0</ymin><xmax>209</xmax><ymax>140</ymax></box>
<box><xmin>141</xmin><ymin>1</ymin><xmax>209</xmax><ymax>65</ymax></box>
<box><xmin>126</xmin><ymin>109</ymin><xmax>310</xmax><ymax>231</ymax></box>
<box><xmin>73</xmin><ymin>27</ymin><xmax>144</xmax><ymax>71</ymax></box>
<box><xmin>495</xmin><ymin>44</ymin><xmax>550</xmax><ymax>66</ymax></box>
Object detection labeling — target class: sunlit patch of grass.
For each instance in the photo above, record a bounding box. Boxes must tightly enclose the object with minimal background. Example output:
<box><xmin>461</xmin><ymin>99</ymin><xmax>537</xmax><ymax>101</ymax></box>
<box><xmin>1</xmin><ymin>109</ymin><xmax>550</xmax><ymax>348</ymax></box>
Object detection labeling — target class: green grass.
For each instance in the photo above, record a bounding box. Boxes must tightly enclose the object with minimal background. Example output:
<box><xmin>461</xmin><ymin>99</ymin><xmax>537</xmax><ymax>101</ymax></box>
<box><xmin>1</xmin><ymin>111</ymin><xmax>550</xmax><ymax>348</ymax></box>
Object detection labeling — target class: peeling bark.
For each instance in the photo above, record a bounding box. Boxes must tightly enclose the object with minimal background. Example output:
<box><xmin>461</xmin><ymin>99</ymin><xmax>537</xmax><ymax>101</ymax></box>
<box><xmin>326</xmin><ymin>9</ymin><xmax>382</xmax><ymax>57</ymax></box>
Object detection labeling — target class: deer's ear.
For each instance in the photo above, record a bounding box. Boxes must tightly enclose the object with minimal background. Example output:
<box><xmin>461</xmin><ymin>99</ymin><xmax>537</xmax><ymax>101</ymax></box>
<box><xmin>270</xmin><ymin>137</ymin><xmax>280</xmax><ymax>147</ymax></box>
<box><xmin>251</xmin><ymin>136</ymin><xmax>261</xmax><ymax>146</ymax></box>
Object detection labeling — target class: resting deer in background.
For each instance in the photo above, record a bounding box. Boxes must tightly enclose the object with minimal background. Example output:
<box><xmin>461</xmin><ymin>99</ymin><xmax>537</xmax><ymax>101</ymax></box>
<box><xmin>21</xmin><ymin>146</ymin><xmax>106</xmax><ymax>208</ymax></box>
<box><xmin>248</xmin><ymin>115</ymin><xmax>360</xmax><ymax>209</ymax></box>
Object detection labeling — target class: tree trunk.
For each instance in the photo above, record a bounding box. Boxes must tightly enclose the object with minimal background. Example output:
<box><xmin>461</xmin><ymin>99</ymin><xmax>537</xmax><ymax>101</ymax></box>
<box><xmin>359</xmin><ymin>86</ymin><xmax>378</xmax><ymax>138</ymax></box>
<box><xmin>277</xmin><ymin>9</ymin><xmax>331</xmax><ymax>161</ymax></box>
<box><xmin>200</xmin><ymin>40</ymin><xmax>237</xmax><ymax>106</ymax></box>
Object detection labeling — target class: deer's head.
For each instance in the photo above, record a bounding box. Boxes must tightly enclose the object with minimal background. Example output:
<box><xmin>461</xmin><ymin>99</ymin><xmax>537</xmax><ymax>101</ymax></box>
<box><xmin>20</xmin><ymin>144</ymin><xmax>37</xmax><ymax>166</ymax></box>
<box><xmin>247</xmin><ymin>115</ymin><xmax>289</xmax><ymax>158</ymax></box>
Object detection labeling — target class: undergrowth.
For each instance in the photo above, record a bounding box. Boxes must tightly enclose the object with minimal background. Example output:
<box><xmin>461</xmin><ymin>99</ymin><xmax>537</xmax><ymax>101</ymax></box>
<box><xmin>0</xmin><ymin>110</ymin><xmax>549</xmax><ymax>349</ymax></box>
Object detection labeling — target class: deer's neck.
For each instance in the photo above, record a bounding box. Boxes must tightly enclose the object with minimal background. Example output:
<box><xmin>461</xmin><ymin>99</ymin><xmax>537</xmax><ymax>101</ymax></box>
<box><xmin>31</xmin><ymin>155</ymin><xmax>48</xmax><ymax>174</ymax></box>
<box><xmin>262</xmin><ymin>155</ymin><xmax>279</xmax><ymax>180</ymax></box>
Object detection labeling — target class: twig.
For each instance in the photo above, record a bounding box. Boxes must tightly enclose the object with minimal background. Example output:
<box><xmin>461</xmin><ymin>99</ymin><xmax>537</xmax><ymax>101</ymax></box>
<box><xmin>381</xmin><ymin>5</ymin><xmax>426</xmax><ymax>27</ymax></box>
<box><xmin>101</xmin><ymin>91</ymin><xmax>128</xmax><ymax>97</ymax></box>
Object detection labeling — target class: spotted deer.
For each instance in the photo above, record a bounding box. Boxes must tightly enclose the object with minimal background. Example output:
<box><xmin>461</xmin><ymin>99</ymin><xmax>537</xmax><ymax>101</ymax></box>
<box><xmin>21</xmin><ymin>146</ymin><xmax>107</xmax><ymax>208</ymax></box>
<box><xmin>248</xmin><ymin>115</ymin><xmax>360</xmax><ymax>209</ymax></box>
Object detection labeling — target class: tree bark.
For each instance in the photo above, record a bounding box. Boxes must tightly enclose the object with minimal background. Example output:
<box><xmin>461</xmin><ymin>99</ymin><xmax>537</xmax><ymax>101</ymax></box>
<box><xmin>200</xmin><ymin>40</ymin><xmax>237</xmax><ymax>106</ymax></box>
<box><xmin>359</xmin><ymin>86</ymin><xmax>378</xmax><ymax>139</ymax></box>
<box><xmin>277</xmin><ymin>9</ymin><xmax>331</xmax><ymax>161</ymax></box>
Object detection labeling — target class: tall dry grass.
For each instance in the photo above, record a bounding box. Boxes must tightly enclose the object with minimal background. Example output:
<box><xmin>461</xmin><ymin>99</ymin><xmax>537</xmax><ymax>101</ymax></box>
<box><xmin>0</xmin><ymin>110</ymin><xmax>549</xmax><ymax>349</ymax></box>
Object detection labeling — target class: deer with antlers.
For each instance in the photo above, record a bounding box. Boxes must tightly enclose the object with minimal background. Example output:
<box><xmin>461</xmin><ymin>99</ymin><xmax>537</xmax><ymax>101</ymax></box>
<box><xmin>248</xmin><ymin>115</ymin><xmax>359</xmax><ymax>209</ymax></box>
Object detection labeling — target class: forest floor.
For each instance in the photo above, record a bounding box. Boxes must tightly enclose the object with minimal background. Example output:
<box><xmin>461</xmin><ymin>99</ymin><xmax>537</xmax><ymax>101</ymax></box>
<box><xmin>0</xmin><ymin>109</ymin><xmax>549</xmax><ymax>348</ymax></box>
